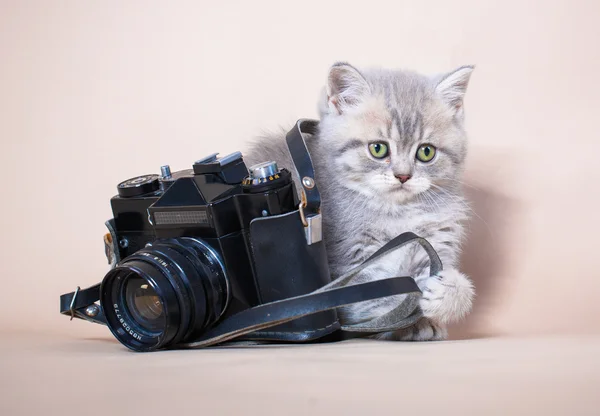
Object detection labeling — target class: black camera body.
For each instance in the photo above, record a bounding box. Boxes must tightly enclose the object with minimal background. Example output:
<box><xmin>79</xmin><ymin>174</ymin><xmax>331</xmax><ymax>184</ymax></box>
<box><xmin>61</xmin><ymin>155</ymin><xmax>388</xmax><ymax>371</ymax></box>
<box><xmin>100</xmin><ymin>148</ymin><xmax>337</xmax><ymax>351</ymax></box>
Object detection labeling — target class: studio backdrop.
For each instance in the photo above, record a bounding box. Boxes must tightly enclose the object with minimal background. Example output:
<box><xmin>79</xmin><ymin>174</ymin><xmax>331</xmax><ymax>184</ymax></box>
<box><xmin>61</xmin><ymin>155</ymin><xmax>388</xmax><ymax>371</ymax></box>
<box><xmin>1</xmin><ymin>0</ymin><xmax>598</xmax><ymax>340</ymax></box>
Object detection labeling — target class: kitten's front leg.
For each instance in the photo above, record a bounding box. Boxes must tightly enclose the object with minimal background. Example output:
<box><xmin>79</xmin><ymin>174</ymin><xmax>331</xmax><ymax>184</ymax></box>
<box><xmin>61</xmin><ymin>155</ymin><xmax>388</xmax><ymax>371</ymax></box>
<box><xmin>418</xmin><ymin>267</ymin><xmax>474</xmax><ymax>325</ymax></box>
<box><xmin>372</xmin><ymin>268</ymin><xmax>474</xmax><ymax>342</ymax></box>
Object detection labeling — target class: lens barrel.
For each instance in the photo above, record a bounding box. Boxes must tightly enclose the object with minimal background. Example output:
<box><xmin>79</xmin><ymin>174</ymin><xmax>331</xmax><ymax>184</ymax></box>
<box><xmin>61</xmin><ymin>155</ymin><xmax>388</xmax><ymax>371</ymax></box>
<box><xmin>100</xmin><ymin>238</ymin><xmax>229</xmax><ymax>352</ymax></box>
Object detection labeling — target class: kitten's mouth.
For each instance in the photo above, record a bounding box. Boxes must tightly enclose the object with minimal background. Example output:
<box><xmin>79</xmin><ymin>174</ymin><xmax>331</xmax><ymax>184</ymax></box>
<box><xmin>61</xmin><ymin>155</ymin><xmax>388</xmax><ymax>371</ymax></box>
<box><xmin>388</xmin><ymin>185</ymin><xmax>414</xmax><ymax>199</ymax></box>
<box><xmin>390</xmin><ymin>183</ymin><xmax>411</xmax><ymax>192</ymax></box>
<box><xmin>386</xmin><ymin>183</ymin><xmax>423</xmax><ymax>203</ymax></box>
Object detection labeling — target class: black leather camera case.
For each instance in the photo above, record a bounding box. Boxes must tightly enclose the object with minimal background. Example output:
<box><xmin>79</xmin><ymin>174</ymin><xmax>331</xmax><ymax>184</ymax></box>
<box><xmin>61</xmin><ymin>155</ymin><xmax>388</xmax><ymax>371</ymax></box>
<box><xmin>247</xmin><ymin>210</ymin><xmax>339</xmax><ymax>341</ymax></box>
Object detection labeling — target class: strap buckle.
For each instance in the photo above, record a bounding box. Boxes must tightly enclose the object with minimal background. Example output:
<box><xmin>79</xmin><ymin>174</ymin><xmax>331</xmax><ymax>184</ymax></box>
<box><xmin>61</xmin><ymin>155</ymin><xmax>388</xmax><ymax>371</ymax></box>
<box><xmin>69</xmin><ymin>286</ymin><xmax>80</xmax><ymax>321</ymax></box>
<box><xmin>298</xmin><ymin>192</ymin><xmax>322</xmax><ymax>245</ymax></box>
<box><xmin>298</xmin><ymin>191</ymin><xmax>308</xmax><ymax>227</ymax></box>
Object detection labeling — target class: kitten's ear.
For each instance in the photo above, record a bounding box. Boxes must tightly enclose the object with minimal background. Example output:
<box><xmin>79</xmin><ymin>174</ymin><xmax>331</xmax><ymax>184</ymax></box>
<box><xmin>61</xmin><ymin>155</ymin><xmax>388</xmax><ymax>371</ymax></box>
<box><xmin>435</xmin><ymin>65</ymin><xmax>474</xmax><ymax>114</ymax></box>
<box><xmin>325</xmin><ymin>62</ymin><xmax>370</xmax><ymax>115</ymax></box>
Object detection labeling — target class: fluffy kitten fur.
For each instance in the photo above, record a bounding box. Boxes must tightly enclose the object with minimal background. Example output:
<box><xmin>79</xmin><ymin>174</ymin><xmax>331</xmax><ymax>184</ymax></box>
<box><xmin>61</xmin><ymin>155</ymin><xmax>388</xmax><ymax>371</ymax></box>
<box><xmin>242</xmin><ymin>62</ymin><xmax>475</xmax><ymax>341</ymax></box>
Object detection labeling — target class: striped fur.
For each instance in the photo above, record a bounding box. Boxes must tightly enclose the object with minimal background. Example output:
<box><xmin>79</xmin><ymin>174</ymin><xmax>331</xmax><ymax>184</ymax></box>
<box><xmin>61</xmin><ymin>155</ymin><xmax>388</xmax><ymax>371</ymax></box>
<box><xmin>243</xmin><ymin>63</ymin><xmax>475</xmax><ymax>341</ymax></box>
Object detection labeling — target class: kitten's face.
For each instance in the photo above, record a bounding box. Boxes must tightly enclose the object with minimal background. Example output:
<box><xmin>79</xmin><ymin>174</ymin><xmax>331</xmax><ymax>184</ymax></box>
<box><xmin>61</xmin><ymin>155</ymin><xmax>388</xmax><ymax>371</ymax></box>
<box><xmin>317</xmin><ymin>64</ymin><xmax>472</xmax><ymax>206</ymax></box>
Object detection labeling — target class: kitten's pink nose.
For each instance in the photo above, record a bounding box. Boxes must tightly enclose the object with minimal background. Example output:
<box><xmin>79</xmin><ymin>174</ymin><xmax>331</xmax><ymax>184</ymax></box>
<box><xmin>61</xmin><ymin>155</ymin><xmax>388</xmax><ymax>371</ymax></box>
<box><xmin>395</xmin><ymin>174</ymin><xmax>412</xmax><ymax>184</ymax></box>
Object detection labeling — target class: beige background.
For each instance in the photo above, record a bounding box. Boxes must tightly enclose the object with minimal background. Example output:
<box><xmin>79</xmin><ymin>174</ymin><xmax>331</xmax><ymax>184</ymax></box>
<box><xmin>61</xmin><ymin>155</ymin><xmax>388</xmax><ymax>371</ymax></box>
<box><xmin>1</xmin><ymin>1</ymin><xmax>600</xmax><ymax>414</ymax></box>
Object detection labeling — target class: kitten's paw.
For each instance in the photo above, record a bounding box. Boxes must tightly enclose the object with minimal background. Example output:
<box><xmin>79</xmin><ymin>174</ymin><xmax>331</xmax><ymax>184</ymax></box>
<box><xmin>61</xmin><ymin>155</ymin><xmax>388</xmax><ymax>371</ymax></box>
<box><xmin>371</xmin><ymin>318</ymin><xmax>447</xmax><ymax>341</ymax></box>
<box><xmin>420</xmin><ymin>268</ymin><xmax>474</xmax><ymax>324</ymax></box>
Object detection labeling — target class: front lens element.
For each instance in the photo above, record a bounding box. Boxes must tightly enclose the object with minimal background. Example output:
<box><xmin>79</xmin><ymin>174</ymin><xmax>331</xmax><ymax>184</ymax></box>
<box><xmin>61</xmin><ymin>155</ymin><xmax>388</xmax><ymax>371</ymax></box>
<box><xmin>124</xmin><ymin>277</ymin><xmax>164</xmax><ymax>332</ymax></box>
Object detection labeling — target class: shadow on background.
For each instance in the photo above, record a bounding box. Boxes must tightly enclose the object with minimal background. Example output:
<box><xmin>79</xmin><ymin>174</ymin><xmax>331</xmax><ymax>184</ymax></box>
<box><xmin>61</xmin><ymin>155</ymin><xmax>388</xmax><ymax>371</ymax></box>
<box><xmin>448</xmin><ymin>179</ymin><xmax>522</xmax><ymax>341</ymax></box>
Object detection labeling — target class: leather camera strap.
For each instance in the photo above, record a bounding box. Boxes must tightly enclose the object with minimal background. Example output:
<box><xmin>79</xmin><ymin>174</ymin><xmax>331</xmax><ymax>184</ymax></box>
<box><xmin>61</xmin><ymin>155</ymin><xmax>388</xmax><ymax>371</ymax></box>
<box><xmin>60</xmin><ymin>231</ymin><xmax>442</xmax><ymax>348</ymax></box>
<box><xmin>285</xmin><ymin>119</ymin><xmax>321</xmax><ymax>215</ymax></box>
<box><xmin>180</xmin><ymin>231</ymin><xmax>441</xmax><ymax>348</ymax></box>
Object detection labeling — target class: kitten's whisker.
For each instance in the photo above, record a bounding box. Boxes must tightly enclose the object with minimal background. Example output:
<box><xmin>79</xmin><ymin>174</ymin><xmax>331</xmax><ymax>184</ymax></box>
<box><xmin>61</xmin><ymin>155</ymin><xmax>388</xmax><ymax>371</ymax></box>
<box><xmin>431</xmin><ymin>184</ymin><xmax>473</xmax><ymax>210</ymax></box>
<box><xmin>429</xmin><ymin>184</ymin><xmax>474</xmax><ymax>222</ymax></box>
<box><xmin>425</xmin><ymin>185</ymin><xmax>475</xmax><ymax>237</ymax></box>
<box><xmin>427</xmin><ymin>188</ymin><xmax>446</xmax><ymax>212</ymax></box>
<box><xmin>430</xmin><ymin>183</ymin><xmax>495</xmax><ymax>240</ymax></box>
<box><xmin>421</xmin><ymin>192</ymin><xmax>439</xmax><ymax>213</ymax></box>
<box><xmin>430</xmin><ymin>183</ymin><xmax>471</xmax><ymax>210</ymax></box>
<box><xmin>415</xmin><ymin>193</ymin><xmax>428</xmax><ymax>212</ymax></box>
<box><xmin>415</xmin><ymin>193</ymin><xmax>433</xmax><ymax>213</ymax></box>
<box><xmin>425</xmin><ymin>186</ymin><xmax>453</xmax><ymax>211</ymax></box>
<box><xmin>439</xmin><ymin>177</ymin><xmax>483</xmax><ymax>192</ymax></box>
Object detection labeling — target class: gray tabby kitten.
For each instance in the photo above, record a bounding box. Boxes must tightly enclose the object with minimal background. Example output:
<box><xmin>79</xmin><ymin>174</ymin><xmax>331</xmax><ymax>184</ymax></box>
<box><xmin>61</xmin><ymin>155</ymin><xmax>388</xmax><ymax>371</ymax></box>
<box><xmin>242</xmin><ymin>62</ymin><xmax>475</xmax><ymax>341</ymax></box>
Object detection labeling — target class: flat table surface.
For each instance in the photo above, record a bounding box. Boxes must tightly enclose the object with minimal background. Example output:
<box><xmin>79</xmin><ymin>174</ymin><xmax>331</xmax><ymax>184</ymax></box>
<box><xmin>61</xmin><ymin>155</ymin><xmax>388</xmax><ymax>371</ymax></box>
<box><xmin>2</xmin><ymin>330</ymin><xmax>599</xmax><ymax>415</ymax></box>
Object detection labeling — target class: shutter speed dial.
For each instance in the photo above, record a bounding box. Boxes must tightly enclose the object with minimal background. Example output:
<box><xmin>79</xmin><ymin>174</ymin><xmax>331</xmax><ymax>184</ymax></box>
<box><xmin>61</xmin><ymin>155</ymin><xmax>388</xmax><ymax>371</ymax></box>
<box><xmin>242</xmin><ymin>161</ymin><xmax>292</xmax><ymax>192</ymax></box>
<box><xmin>249</xmin><ymin>161</ymin><xmax>279</xmax><ymax>182</ymax></box>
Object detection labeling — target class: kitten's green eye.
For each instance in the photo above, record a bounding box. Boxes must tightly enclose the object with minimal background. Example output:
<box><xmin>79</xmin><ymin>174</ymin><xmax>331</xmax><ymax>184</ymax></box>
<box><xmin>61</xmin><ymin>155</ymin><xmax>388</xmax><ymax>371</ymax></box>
<box><xmin>416</xmin><ymin>144</ymin><xmax>436</xmax><ymax>162</ymax></box>
<box><xmin>368</xmin><ymin>142</ymin><xmax>389</xmax><ymax>159</ymax></box>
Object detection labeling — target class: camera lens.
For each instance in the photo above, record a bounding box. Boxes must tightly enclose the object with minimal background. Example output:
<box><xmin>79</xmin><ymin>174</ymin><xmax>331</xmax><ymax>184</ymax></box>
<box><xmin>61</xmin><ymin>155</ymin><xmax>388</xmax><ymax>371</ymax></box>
<box><xmin>124</xmin><ymin>277</ymin><xmax>164</xmax><ymax>332</ymax></box>
<box><xmin>100</xmin><ymin>238</ymin><xmax>229</xmax><ymax>352</ymax></box>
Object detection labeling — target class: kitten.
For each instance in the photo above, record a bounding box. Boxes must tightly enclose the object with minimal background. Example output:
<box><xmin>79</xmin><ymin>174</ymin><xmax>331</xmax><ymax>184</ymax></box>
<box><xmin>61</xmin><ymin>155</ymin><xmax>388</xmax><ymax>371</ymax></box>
<box><xmin>242</xmin><ymin>62</ymin><xmax>475</xmax><ymax>341</ymax></box>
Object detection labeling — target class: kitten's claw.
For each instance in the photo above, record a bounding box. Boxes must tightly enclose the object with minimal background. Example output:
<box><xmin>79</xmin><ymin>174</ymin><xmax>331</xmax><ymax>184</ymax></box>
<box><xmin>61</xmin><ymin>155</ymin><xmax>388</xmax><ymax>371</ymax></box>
<box><xmin>420</xmin><ymin>268</ymin><xmax>474</xmax><ymax>324</ymax></box>
<box><xmin>371</xmin><ymin>318</ymin><xmax>447</xmax><ymax>341</ymax></box>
